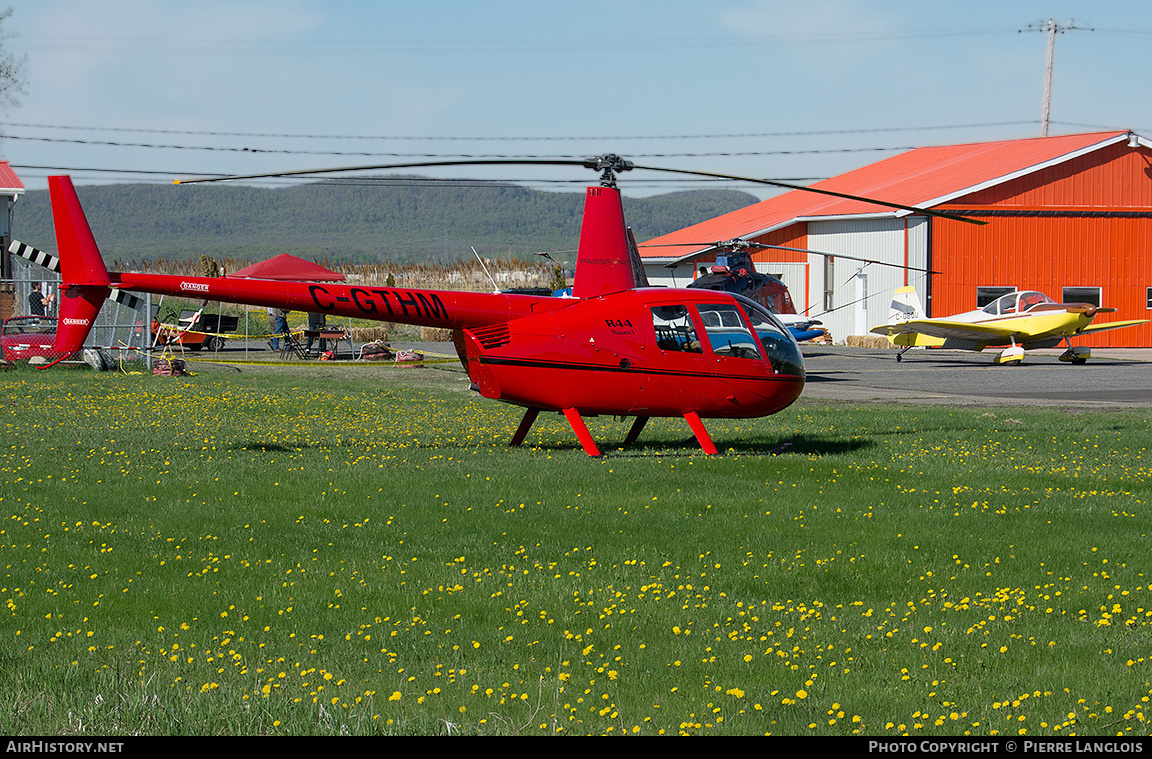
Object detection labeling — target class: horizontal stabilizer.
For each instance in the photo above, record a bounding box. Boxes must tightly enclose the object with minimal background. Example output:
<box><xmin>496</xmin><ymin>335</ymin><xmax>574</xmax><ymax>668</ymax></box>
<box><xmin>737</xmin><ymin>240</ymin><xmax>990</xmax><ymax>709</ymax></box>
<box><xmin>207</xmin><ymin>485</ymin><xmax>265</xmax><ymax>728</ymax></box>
<box><xmin>889</xmin><ymin>331</ymin><xmax>946</xmax><ymax>347</ymax></box>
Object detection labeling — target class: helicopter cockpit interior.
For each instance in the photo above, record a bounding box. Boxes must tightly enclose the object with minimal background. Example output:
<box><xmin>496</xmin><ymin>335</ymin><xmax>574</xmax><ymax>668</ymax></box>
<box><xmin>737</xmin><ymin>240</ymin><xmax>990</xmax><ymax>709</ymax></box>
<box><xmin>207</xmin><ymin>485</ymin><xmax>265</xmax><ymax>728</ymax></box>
<box><xmin>651</xmin><ymin>296</ymin><xmax>803</xmax><ymax>377</ymax></box>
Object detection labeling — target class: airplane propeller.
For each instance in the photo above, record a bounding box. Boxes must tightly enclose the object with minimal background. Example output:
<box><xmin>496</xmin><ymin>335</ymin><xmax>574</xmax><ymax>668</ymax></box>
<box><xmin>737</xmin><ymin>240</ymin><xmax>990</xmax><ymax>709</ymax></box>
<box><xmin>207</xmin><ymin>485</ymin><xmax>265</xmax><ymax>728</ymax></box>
<box><xmin>1064</xmin><ymin>304</ymin><xmax>1116</xmax><ymax>316</ymax></box>
<box><xmin>174</xmin><ymin>155</ymin><xmax>985</xmax><ymax>226</ymax></box>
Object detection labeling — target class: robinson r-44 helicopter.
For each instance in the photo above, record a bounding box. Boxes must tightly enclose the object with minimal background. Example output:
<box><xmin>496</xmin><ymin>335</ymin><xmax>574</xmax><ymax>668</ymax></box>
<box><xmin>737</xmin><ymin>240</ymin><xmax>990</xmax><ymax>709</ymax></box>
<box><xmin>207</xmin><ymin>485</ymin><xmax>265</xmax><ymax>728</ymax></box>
<box><xmin>37</xmin><ymin>155</ymin><xmax>980</xmax><ymax>456</ymax></box>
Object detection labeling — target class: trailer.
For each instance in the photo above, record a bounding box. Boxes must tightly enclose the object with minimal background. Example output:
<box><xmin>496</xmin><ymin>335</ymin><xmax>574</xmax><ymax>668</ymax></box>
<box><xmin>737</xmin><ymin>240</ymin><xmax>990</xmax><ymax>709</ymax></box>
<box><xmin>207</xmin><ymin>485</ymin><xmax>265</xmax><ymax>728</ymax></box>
<box><xmin>152</xmin><ymin>308</ymin><xmax>239</xmax><ymax>351</ymax></box>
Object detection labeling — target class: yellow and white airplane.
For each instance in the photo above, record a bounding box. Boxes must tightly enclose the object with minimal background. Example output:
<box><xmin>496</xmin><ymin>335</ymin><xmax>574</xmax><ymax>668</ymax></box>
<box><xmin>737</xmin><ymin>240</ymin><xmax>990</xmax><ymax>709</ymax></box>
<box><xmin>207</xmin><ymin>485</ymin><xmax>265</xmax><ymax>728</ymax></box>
<box><xmin>871</xmin><ymin>286</ymin><xmax>1148</xmax><ymax>365</ymax></box>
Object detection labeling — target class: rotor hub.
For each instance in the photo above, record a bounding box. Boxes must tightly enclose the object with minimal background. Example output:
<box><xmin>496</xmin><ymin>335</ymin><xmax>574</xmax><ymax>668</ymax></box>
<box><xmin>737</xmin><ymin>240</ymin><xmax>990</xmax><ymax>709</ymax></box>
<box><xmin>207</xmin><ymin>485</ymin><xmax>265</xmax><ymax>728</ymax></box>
<box><xmin>583</xmin><ymin>154</ymin><xmax>634</xmax><ymax>188</ymax></box>
<box><xmin>715</xmin><ymin>239</ymin><xmax>761</xmax><ymax>252</ymax></box>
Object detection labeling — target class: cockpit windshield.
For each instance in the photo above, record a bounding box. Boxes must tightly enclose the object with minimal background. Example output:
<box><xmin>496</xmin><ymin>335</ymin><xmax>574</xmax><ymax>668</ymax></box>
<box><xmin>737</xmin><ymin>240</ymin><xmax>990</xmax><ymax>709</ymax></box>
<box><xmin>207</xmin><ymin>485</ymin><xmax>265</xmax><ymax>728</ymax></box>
<box><xmin>982</xmin><ymin>291</ymin><xmax>1054</xmax><ymax>316</ymax></box>
<box><xmin>730</xmin><ymin>294</ymin><xmax>805</xmax><ymax>378</ymax></box>
<box><xmin>697</xmin><ymin>304</ymin><xmax>762</xmax><ymax>359</ymax></box>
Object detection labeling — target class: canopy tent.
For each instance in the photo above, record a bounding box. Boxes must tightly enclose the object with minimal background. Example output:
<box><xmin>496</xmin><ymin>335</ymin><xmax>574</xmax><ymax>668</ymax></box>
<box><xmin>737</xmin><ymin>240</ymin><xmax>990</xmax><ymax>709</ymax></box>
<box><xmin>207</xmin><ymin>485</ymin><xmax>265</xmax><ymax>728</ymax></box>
<box><xmin>230</xmin><ymin>254</ymin><xmax>345</xmax><ymax>281</ymax></box>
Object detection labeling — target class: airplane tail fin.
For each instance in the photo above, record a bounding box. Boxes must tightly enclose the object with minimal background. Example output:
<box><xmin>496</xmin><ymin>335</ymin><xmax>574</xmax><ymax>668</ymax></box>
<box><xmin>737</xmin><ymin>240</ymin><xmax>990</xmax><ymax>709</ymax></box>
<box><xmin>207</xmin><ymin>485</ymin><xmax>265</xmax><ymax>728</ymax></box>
<box><xmin>889</xmin><ymin>285</ymin><xmax>925</xmax><ymax>324</ymax></box>
<box><xmin>45</xmin><ymin>176</ymin><xmax>111</xmax><ymax>365</ymax></box>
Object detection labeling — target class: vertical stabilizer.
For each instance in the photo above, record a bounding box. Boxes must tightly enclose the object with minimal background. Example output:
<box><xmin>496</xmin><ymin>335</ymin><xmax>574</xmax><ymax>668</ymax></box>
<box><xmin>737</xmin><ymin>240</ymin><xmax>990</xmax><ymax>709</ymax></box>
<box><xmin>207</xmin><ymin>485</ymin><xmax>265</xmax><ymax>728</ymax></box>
<box><xmin>572</xmin><ymin>186</ymin><xmax>645</xmax><ymax>298</ymax></box>
<box><xmin>46</xmin><ymin>176</ymin><xmax>111</xmax><ymax>362</ymax></box>
<box><xmin>889</xmin><ymin>285</ymin><xmax>925</xmax><ymax>324</ymax></box>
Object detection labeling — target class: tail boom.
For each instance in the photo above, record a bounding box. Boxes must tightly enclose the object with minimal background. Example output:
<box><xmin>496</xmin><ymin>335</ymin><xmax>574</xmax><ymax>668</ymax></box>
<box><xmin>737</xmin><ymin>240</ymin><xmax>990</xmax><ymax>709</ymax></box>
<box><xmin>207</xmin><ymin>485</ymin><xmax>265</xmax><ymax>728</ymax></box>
<box><xmin>115</xmin><ymin>272</ymin><xmax>554</xmax><ymax>331</ymax></box>
<box><xmin>39</xmin><ymin>173</ymin><xmax>563</xmax><ymax>363</ymax></box>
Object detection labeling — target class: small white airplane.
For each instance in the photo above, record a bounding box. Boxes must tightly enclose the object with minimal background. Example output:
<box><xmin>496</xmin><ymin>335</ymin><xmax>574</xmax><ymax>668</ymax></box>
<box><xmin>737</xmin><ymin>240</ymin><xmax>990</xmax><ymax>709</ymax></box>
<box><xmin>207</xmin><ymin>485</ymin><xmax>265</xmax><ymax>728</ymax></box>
<box><xmin>871</xmin><ymin>286</ymin><xmax>1148</xmax><ymax>365</ymax></box>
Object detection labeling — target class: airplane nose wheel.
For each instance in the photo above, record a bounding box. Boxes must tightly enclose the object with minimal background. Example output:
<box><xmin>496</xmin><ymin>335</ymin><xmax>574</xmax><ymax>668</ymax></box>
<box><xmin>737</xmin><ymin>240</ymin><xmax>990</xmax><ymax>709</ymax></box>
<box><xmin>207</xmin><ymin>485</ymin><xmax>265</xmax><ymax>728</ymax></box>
<box><xmin>1059</xmin><ymin>344</ymin><xmax>1091</xmax><ymax>365</ymax></box>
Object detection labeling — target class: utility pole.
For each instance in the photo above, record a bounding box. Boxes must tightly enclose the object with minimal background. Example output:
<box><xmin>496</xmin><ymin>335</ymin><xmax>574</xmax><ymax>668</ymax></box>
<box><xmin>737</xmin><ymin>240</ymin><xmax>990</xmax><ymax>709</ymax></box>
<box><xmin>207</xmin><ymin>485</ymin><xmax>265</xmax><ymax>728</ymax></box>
<box><xmin>1020</xmin><ymin>19</ymin><xmax>1093</xmax><ymax>137</ymax></box>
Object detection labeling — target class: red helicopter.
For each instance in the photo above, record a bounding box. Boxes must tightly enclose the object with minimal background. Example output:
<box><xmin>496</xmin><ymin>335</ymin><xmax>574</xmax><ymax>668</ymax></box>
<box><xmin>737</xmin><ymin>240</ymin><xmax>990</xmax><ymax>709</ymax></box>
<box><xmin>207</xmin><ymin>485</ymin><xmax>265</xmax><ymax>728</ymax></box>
<box><xmin>41</xmin><ymin>155</ymin><xmax>976</xmax><ymax>456</ymax></box>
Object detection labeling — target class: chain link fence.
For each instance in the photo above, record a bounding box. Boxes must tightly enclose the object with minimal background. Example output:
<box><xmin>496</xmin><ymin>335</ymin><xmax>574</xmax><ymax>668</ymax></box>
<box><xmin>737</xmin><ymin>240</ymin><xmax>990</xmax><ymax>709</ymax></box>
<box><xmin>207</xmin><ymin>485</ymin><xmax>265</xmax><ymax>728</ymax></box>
<box><xmin>2</xmin><ymin>254</ymin><xmax>154</xmax><ymax>369</ymax></box>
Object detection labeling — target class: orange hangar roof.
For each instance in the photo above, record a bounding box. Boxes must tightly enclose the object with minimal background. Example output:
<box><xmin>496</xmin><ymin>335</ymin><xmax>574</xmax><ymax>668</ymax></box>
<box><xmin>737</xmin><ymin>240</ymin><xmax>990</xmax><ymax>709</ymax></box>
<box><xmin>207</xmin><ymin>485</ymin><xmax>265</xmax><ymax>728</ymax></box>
<box><xmin>0</xmin><ymin>161</ymin><xmax>25</xmax><ymax>195</ymax></box>
<box><xmin>639</xmin><ymin>131</ymin><xmax>1133</xmax><ymax>261</ymax></box>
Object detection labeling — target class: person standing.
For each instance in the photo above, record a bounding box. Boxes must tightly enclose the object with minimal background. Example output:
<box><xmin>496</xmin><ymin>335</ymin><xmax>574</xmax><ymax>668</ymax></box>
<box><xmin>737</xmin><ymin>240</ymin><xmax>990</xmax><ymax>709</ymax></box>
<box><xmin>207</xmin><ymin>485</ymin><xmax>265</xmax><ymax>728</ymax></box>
<box><xmin>266</xmin><ymin>308</ymin><xmax>279</xmax><ymax>350</ymax></box>
<box><xmin>267</xmin><ymin>307</ymin><xmax>290</xmax><ymax>350</ymax></box>
<box><xmin>28</xmin><ymin>284</ymin><xmax>53</xmax><ymax>316</ymax></box>
<box><xmin>305</xmin><ymin>312</ymin><xmax>327</xmax><ymax>354</ymax></box>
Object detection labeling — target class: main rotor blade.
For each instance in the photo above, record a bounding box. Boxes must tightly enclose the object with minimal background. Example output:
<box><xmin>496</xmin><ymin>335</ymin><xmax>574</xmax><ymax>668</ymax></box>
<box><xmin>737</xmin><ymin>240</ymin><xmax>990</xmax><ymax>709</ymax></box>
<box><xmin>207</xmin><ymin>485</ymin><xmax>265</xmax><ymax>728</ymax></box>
<box><xmin>759</xmin><ymin>242</ymin><xmax>938</xmax><ymax>273</ymax></box>
<box><xmin>644</xmin><ymin>240</ymin><xmax>940</xmax><ymax>273</ymax></box>
<box><xmin>173</xmin><ymin>155</ymin><xmax>983</xmax><ymax>227</ymax></box>
<box><xmin>173</xmin><ymin>158</ymin><xmax>592</xmax><ymax>184</ymax></box>
<box><xmin>628</xmin><ymin>163</ymin><xmax>985</xmax><ymax>225</ymax></box>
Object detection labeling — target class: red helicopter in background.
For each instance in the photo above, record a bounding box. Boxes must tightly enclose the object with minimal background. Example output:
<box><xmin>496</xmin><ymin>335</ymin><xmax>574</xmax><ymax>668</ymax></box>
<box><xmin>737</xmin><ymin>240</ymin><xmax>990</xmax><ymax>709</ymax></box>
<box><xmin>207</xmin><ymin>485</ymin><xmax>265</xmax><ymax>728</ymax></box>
<box><xmin>680</xmin><ymin>243</ymin><xmax>827</xmax><ymax>343</ymax></box>
<box><xmin>38</xmin><ymin>155</ymin><xmax>979</xmax><ymax>456</ymax></box>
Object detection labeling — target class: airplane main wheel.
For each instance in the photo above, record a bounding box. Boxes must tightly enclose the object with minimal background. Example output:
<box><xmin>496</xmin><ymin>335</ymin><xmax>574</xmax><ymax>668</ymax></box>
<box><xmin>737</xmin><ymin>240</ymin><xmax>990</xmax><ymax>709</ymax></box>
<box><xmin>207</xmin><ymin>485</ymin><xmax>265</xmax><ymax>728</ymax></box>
<box><xmin>895</xmin><ymin>354</ymin><xmax>902</xmax><ymax>363</ymax></box>
<box><xmin>1072</xmin><ymin>356</ymin><xmax>1088</xmax><ymax>365</ymax></box>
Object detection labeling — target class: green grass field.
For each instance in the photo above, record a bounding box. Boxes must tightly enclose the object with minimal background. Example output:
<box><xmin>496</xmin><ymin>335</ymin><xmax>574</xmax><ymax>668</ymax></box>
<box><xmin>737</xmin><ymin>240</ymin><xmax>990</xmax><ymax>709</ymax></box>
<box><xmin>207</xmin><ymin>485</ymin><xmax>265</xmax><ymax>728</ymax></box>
<box><xmin>2</xmin><ymin>360</ymin><xmax>1151</xmax><ymax>735</ymax></box>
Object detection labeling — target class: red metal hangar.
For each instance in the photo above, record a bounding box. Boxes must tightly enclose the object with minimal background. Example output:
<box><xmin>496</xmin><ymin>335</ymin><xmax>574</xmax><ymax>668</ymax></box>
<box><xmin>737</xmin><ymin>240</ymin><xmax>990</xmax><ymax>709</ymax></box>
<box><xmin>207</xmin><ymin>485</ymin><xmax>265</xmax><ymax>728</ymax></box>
<box><xmin>642</xmin><ymin>131</ymin><xmax>1152</xmax><ymax>348</ymax></box>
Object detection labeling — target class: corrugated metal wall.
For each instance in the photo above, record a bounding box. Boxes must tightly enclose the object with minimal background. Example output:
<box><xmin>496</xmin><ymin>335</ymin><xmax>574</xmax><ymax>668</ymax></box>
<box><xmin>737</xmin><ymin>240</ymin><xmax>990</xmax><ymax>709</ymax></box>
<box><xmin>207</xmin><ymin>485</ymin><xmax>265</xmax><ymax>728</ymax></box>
<box><xmin>748</xmin><ymin>223</ymin><xmax>809</xmax><ymax>312</ymax></box>
<box><xmin>739</xmin><ymin>217</ymin><xmax>935</xmax><ymax>341</ymax></box>
<box><xmin>933</xmin><ymin>142</ymin><xmax>1152</xmax><ymax>346</ymax></box>
<box><xmin>794</xmin><ymin>217</ymin><xmax>930</xmax><ymax>341</ymax></box>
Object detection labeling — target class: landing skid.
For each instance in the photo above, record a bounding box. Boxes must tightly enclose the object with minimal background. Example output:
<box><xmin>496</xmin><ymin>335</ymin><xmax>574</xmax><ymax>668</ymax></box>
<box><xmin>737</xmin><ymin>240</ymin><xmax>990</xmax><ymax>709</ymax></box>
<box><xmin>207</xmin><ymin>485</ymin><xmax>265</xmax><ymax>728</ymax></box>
<box><xmin>507</xmin><ymin>408</ymin><xmax>718</xmax><ymax>457</ymax></box>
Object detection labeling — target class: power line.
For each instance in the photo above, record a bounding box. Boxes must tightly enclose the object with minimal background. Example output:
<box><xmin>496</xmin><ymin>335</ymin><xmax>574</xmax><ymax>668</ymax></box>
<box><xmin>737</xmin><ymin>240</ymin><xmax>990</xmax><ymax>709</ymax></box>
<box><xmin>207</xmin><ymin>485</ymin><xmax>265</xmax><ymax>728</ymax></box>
<box><xmin>1052</xmin><ymin>119</ymin><xmax>1152</xmax><ymax>134</ymax></box>
<box><xmin>8</xmin><ymin>164</ymin><xmax>221</xmax><ymax>177</ymax></box>
<box><xmin>9</xmin><ymin>27</ymin><xmax>1021</xmax><ymax>57</ymax></box>
<box><xmin>0</xmin><ymin>120</ymin><xmax>1035</xmax><ymax>142</ymax></box>
<box><xmin>0</xmin><ymin>132</ymin><xmax>916</xmax><ymax>160</ymax></box>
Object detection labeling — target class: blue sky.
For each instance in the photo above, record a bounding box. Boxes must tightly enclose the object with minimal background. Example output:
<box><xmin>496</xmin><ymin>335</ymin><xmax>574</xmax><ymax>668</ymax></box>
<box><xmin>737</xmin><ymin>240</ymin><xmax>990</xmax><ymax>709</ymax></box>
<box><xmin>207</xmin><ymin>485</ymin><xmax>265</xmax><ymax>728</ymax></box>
<box><xmin>2</xmin><ymin>1</ymin><xmax>1151</xmax><ymax>196</ymax></box>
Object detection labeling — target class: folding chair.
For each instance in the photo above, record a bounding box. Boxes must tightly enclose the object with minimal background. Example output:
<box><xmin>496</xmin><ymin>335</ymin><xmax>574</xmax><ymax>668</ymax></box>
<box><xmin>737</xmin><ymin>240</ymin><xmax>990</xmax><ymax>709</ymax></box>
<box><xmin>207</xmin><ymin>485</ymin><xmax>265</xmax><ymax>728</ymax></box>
<box><xmin>279</xmin><ymin>331</ymin><xmax>309</xmax><ymax>360</ymax></box>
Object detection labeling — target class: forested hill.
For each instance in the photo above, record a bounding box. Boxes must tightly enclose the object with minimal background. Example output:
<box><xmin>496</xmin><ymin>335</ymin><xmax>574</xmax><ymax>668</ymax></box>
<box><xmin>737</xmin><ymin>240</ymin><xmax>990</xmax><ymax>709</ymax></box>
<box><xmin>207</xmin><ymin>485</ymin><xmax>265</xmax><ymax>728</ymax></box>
<box><xmin>12</xmin><ymin>180</ymin><xmax>758</xmax><ymax>265</ymax></box>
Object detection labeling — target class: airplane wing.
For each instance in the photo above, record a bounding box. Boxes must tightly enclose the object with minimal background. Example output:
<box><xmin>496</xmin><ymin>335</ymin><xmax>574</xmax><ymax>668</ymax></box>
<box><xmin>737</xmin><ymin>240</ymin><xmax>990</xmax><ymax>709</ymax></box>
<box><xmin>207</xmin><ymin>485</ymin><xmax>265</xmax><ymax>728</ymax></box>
<box><xmin>1075</xmin><ymin>319</ymin><xmax>1149</xmax><ymax>335</ymax></box>
<box><xmin>871</xmin><ymin>318</ymin><xmax>1020</xmax><ymax>342</ymax></box>
<box><xmin>875</xmin><ymin>315</ymin><xmax>1150</xmax><ymax>345</ymax></box>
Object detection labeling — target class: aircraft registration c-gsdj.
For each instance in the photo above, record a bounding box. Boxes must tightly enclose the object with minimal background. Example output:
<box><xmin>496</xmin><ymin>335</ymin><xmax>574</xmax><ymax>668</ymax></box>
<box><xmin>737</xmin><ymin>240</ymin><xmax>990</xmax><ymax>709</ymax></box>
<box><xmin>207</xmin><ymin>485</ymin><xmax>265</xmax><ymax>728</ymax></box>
<box><xmin>36</xmin><ymin>156</ymin><xmax>983</xmax><ymax>456</ymax></box>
